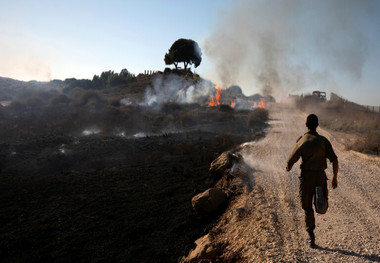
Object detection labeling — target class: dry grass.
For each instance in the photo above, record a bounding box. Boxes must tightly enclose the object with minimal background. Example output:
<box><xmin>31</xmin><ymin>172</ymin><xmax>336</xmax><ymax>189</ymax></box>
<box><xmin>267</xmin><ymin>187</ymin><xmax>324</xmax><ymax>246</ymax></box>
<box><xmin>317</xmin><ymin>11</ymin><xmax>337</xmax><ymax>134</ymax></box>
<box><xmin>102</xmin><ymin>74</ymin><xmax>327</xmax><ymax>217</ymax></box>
<box><xmin>247</xmin><ymin>108</ymin><xmax>269</xmax><ymax>128</ymax></box>
<box><xmin>347</xmin><ymin>131</ymin><xmax>380</xmax><ymax>155</ymax></box>
<box><xmin>296</xmin><ymin>96</ymin><xmax>380</xmax><ymax>155</ymax></box>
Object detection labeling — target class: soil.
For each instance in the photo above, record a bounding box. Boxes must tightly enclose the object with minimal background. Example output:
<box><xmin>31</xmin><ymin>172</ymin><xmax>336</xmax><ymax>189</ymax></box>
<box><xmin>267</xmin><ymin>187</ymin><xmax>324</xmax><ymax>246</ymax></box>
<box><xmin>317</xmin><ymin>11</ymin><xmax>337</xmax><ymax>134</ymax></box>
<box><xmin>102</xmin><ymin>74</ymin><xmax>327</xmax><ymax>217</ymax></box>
<box><xmin>206</xmin><ymin>103</ymin><xmax>380</xmax><ymax>262</ymax></box>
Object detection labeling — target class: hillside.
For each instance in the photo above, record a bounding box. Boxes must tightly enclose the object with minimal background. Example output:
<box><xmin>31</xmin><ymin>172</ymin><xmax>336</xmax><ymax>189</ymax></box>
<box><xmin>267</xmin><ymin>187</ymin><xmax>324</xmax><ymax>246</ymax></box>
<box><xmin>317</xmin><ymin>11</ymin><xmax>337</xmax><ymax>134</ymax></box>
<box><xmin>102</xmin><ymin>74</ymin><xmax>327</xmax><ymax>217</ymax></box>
<box><xmin>0</xmin><ymin>71</ymin><xmax>269</xmax><ymax>262</ymax></box>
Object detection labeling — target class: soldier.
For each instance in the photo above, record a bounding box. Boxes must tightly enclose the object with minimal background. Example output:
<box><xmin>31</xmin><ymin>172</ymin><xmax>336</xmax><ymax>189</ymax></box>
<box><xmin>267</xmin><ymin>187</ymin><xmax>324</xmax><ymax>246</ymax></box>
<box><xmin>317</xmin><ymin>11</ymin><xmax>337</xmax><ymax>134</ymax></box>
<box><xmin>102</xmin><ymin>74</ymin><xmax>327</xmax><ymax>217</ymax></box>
<box><xmin>286</xmin><ymin>114</ymin><xmax>338</xmax><ymax>248</ymax></box>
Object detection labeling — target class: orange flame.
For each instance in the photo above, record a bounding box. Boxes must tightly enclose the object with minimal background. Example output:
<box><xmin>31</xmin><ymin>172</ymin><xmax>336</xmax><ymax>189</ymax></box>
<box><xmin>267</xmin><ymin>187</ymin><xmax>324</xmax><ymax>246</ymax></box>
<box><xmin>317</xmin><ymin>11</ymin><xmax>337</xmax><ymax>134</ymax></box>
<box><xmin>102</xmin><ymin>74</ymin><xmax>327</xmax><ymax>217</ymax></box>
<box><xmin>252</xmin><ymin>98</ymin><xmax>266</xmax><ymax>109</ymax></box>
<box><xmin>230</xmin><ymin>100</ymin><xmax>236</xmax><ymax>108</ymax></box>
<box><xmin>208</xmin><ymin>84</ymin><xmax>222</xmax><ymax>106</ymax></box>
<box><xmin>208</xmin><ymin>84</ymin><xmax>236</xmax><ymax>108</ymax></box>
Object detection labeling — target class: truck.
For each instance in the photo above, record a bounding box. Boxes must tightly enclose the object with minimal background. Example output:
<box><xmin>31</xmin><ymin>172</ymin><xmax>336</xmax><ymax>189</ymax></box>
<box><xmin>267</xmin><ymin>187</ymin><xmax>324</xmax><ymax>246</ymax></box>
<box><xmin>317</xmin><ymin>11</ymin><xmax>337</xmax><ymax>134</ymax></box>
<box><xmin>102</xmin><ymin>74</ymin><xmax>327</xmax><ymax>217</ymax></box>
<box><xmin>312</xmin><ymin>91</ymin><xmax>326</xmax><ymax>101</ymax></box>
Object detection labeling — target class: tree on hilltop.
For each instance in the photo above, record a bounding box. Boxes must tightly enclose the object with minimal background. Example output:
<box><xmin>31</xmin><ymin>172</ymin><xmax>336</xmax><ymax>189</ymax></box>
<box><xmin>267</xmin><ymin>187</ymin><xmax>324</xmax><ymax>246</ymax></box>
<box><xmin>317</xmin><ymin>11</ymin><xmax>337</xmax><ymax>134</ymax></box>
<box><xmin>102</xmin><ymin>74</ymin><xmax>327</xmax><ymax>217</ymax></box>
<box><xmin>164</xmin><ymin>38</ymin><xmax>202</xmax><ymax>71</ymax></box>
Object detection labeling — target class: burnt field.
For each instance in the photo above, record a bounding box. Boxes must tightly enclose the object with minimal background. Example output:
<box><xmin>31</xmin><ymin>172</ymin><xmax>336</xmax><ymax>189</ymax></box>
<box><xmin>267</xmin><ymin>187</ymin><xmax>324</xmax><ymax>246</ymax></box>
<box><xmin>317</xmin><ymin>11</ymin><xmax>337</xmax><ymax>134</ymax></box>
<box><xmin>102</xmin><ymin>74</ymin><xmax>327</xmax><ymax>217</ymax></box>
<box><xmin>0</xmin><ymin>73</ymin><xmax>268</xmax><ymax>262</ymax></box>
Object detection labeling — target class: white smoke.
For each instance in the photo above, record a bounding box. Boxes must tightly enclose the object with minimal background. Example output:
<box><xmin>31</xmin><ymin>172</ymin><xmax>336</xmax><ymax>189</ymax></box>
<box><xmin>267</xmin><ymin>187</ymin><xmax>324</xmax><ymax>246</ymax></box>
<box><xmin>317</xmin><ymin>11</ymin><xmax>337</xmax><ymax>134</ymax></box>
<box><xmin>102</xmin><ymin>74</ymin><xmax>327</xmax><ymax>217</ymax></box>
<box><xmin>82</xmin><ymin>127</ymin><xmax>101</xmax><ymax>136</ymax></box>
<box><xmin>139</xmin><ymin>74</ymin><xmax>215</xmax><ymax>107</ymax></box>
<box><xmin>120</xmin><ymin>98</ymin><xmax>132</xmax><ymax>106</ymax></box>
<box><xmin>204</xmin><ymin>0</ymin><xmax>376</xmax><ymax>100</ymax></box>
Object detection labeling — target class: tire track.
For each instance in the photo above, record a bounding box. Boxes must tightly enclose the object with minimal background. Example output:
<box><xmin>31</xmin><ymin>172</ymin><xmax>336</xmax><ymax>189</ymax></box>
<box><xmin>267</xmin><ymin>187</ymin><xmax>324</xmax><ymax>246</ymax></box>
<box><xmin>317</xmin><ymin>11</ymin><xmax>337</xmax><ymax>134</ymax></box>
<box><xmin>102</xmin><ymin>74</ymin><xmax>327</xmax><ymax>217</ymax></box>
<box><xmin>214</xmin><ymin>103</ymin><xmax>380</xmax><ymax>262</ymax></box>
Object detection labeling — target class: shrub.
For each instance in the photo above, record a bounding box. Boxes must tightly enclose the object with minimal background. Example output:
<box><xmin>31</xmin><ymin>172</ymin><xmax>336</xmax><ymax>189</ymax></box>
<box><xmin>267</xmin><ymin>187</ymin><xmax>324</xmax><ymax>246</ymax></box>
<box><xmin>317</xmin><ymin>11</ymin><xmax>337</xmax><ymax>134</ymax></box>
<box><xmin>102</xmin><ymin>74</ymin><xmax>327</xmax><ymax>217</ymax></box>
<box><xmin>25</xmin><ymin>97</ymin><xmax>45</xmax><ymax>109</ymax></box>
<box><xmin>349</xmin><ymin>131</ymin><xmax>380</xmax><ymax>155</ymax></box>
<box><xmin>107</xmin><ymin>74</ymin><xmax>125</xmax><ymax>86</ymax></box>
<box><xmin>9</xmin><ymin>100</ymin><xmax>26</xmax><ymax>112</ymax></box>
<box><xmin>164</xmin><ymin>67</ymin><xmax>172</xmax><ymax>74</ymax></box>
<box><xmin>108</xmin><ymin>97</ymin><xmax>121</xmax><ymax>107</ymax></box>
<box><xmin>78</xmin><ymin>90</ymin><xmax>105</xmax><ymax>106</ymax></box>
<box><xmin>15</xmin><ymin>90</ymin><xmax>35</xmax><ymax>100</ymax></box>
<box><xmin>68</xmin><ymin>87</ymin><xmax>86</xmax><ymax>99</ymax></box>
<box><xmin>161</xmin><ymin>102</ymin><xmax>183</xmax><ymax>114</ymax></box>
<box><xmin>35</xmin><ymin>90</ymin><xmax>58</xmax><ymax>101</ymax></box>
<box><xmin>247</xmin><ymin>108</ymin><xmax>269</xmax><ymax>127</ymax></box>
<box><xmin>0</xmin><ymin>87</ymin><xmax>15</xmax><ymax>101</ymax></box>
<box><xmin>218</xmin><ymin>104</ymin><xmax>234</xmax><ymax>112</ymax></box>
<box><xmin>50</xmin><ymin>94</ymin><xmax>72</xmax><ymax>105</ymax></box>
<box><xmin>152</xmin><ymin>114</ymin><xmax>174</xmax><ymax>127</ymax></box>
<box><xmin>178</xmin><ymin>111</ymin><xmax>196</xmax><ymax>127</ymax></box>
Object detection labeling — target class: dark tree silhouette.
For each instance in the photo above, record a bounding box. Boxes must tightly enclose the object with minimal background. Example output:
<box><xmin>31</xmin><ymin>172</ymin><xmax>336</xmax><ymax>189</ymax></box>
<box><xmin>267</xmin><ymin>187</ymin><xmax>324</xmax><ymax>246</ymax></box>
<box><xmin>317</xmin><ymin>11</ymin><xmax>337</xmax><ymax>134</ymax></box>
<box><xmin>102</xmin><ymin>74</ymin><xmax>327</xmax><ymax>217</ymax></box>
<box><xmin>164</xmin><ymin>38</ymin><xmax>202</xmax><ymax>70</ymax></box>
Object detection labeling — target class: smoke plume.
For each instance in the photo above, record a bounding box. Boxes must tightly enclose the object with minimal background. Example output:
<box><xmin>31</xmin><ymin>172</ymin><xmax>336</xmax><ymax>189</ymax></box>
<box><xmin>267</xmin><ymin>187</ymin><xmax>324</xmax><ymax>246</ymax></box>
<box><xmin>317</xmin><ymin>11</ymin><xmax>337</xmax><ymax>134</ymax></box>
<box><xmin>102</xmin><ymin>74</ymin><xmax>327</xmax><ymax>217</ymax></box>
<box><xmin>137</xmin><ymin>74</ymin><xmax>214</xmax><ymax>107</ymax></box>
<box><xmin>204</xmin><ymin>0</ymin><xmax>376</xmax><ymax>100</ymax></box>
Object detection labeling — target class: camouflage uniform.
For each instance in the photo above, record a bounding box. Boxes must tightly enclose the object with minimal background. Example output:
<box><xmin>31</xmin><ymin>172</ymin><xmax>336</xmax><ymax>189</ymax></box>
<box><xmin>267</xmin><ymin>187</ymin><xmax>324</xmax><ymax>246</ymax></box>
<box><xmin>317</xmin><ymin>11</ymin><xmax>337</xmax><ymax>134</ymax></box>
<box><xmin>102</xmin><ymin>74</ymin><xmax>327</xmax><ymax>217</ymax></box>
<box><xmin>287</xmin><ymin>131</ymin><xmax>338</xmax><ymax>232</ymax></box>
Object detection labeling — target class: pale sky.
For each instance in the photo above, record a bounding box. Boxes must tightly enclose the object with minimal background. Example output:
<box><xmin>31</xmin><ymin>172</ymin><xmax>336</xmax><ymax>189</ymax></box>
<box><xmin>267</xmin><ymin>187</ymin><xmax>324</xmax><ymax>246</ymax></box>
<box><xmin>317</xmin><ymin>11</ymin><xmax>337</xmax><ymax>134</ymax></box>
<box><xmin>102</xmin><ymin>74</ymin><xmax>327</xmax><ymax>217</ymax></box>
<box><xmin>0</xmin><ymin>0</ymin><xmax>230</xmax><ymax>80</ymax></box>
<box><xmin>0</xmin><ymin>0</ymin><xmax>379</xmax><ymax>105</ymax></box>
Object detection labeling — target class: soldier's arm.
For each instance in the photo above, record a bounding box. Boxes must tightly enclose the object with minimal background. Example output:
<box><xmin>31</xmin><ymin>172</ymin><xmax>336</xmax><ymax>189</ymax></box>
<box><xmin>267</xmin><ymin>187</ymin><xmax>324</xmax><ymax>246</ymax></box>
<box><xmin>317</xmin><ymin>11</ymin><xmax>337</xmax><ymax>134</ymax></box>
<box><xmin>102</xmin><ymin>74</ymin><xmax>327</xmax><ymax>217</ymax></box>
<box><xmin>325</xmin><ymin>138</ymin><xmax>338</xmax><ymax>162</ymax></box>
<box><xmin>286</xmin><ymin>143</ymin><xmax>301</xmax><ymax>171</ymax></box>
<box><xmin>324</xmin><ymin>137</ymin><xmax>338</xmax><ymax>188</ymax></box>
<box><xmin>332</xmin><ymin>159</ymin><xmax>338</xmax><ymax>189</ymax></box>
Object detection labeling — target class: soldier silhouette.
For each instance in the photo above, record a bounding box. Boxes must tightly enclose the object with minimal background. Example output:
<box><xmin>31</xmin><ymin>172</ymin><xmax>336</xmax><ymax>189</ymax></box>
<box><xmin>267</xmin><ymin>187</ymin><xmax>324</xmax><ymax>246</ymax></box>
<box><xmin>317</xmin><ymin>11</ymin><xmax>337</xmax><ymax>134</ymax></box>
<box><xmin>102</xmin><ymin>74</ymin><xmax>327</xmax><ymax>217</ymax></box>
<box><xmin>286</xmin><ymin>114</ymin><xmax>339</xmax><ymax>248</ymax></box>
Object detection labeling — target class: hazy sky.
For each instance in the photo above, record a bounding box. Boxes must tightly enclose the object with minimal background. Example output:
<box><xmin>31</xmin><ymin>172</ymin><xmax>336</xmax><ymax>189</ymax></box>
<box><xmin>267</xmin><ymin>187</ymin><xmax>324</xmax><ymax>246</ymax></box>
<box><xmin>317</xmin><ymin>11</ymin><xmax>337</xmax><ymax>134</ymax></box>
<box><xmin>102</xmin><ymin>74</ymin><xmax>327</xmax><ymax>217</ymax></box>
<box><xmin>0</xmin><ymin>0</ymin><xmax>230</xmax><ymax>80</ymax></box>
<box><xmin>0</xmin><ymin>0</ymin><xmax>379</xmax><ymax>105</ymax></box>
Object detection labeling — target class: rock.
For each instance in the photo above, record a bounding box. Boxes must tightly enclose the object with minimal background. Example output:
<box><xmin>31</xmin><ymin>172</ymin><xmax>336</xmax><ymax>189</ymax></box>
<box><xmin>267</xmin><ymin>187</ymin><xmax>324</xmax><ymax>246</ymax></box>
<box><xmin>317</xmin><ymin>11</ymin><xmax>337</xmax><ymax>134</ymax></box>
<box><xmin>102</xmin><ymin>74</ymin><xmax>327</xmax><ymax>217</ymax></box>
<box><xmin>209</xmin><ymin>151</ymin><xmax>241</xmax><ymax>179</ymax></box>
<box><xmin>192</xmin><ymin>188</ymin><xmax>227</xmax><ymax>214</ymax></box>
<box><xmin>180</xmin><ymin>234</ymin><xmax>219</xmax><ymax>263</ymax></box>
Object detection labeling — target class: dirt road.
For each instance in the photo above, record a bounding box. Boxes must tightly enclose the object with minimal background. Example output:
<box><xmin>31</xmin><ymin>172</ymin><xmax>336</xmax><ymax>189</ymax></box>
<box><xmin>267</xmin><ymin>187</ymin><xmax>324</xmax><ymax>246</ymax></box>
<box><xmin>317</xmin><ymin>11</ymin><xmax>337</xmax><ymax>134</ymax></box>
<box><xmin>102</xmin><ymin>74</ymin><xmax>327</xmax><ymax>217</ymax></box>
<box><xmin>213</xmin><ymin>103</ymin><xmax>380</xmax><ymax>262</ymax></box>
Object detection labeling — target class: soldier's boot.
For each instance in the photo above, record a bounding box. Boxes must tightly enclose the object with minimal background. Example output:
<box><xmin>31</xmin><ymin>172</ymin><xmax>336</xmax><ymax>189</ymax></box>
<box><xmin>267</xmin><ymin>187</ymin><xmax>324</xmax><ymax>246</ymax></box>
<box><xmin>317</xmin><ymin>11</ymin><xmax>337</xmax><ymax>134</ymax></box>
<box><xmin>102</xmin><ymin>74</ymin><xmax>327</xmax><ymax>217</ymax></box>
<box><xmin>308</xmin><ymin>230</ymin><xmax>315</xmax><ymax>248</ymax></box>
<box><xmin>315</xmin><ymin>186</ymin><xmax>324</xmax><ymax>213</ymax></box>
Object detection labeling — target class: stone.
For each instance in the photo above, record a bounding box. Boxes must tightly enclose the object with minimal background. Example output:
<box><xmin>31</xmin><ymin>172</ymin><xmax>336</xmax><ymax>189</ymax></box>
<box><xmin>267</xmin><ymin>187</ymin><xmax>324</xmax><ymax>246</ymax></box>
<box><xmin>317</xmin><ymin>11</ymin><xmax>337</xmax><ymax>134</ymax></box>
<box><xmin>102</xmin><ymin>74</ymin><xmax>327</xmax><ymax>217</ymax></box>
<box><xmin>209</xmin><ymin>151</ymin><xmax>241</xmax><ymax>179</ymax></box>
<box><xmin>192</xmin><ymin>188</ymin><xmax>227</xmax><ymax>214</ymax></box>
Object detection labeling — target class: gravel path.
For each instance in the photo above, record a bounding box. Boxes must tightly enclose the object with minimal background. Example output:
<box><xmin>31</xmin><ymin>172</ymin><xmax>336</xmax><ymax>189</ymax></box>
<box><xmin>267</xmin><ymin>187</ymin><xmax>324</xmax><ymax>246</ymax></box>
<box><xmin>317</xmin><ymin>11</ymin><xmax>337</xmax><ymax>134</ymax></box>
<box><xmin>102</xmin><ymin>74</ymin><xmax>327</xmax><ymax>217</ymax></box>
<box><xmin>214</xmin><ymin>103</ymin><xmax>380</xmax><ymax>262</ymax></box>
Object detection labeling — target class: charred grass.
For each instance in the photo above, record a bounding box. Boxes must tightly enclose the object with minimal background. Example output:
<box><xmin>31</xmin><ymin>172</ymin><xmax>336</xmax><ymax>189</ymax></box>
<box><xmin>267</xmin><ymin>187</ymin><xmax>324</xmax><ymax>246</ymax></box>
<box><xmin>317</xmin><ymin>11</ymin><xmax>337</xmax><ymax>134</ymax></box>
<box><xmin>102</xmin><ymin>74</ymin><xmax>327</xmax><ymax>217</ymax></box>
<box><xmin>0</xmin><ymin>90</ymin><xmax>268</xmax><ymax>263</ymax></box>
<box><xmin>0</xmin><ymin>135</ymin><xmax>234</xmax><ymax>262</ymax></box>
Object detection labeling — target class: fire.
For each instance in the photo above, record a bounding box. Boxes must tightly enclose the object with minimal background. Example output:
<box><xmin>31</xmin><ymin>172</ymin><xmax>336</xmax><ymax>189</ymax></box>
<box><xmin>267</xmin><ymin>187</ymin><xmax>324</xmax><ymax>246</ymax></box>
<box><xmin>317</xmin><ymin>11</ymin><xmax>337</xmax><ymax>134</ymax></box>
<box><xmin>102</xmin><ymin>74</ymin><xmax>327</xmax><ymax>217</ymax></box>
<box><xmin>208</xmin><ymin>84</ymin><xmax>222</xmax><ymax>106</ymax></box>
<box><xmin>252</xmin><ymin>98</ymin><xmax>266</xmax><ymax>109</ymax></box>
<box><xmin>208</xmin><ymin>84</ymin><xmax>236</xmax><ymax>108</ymax></box>
<box><xmin>230</xmin><ymin>100</ymin><xmax>236</xmax><ymax>108</ymax></box>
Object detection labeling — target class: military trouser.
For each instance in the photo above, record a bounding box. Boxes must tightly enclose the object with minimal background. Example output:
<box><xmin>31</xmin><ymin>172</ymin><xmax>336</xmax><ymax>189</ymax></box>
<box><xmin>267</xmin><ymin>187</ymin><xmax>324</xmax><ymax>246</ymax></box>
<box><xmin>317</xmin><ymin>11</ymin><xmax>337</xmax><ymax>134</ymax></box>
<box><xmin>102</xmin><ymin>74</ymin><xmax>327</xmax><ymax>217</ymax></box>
<box><xmin>299</xmin><ymin>170</ymin><xmax>328</xmax><ymax>232</ymax></box>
